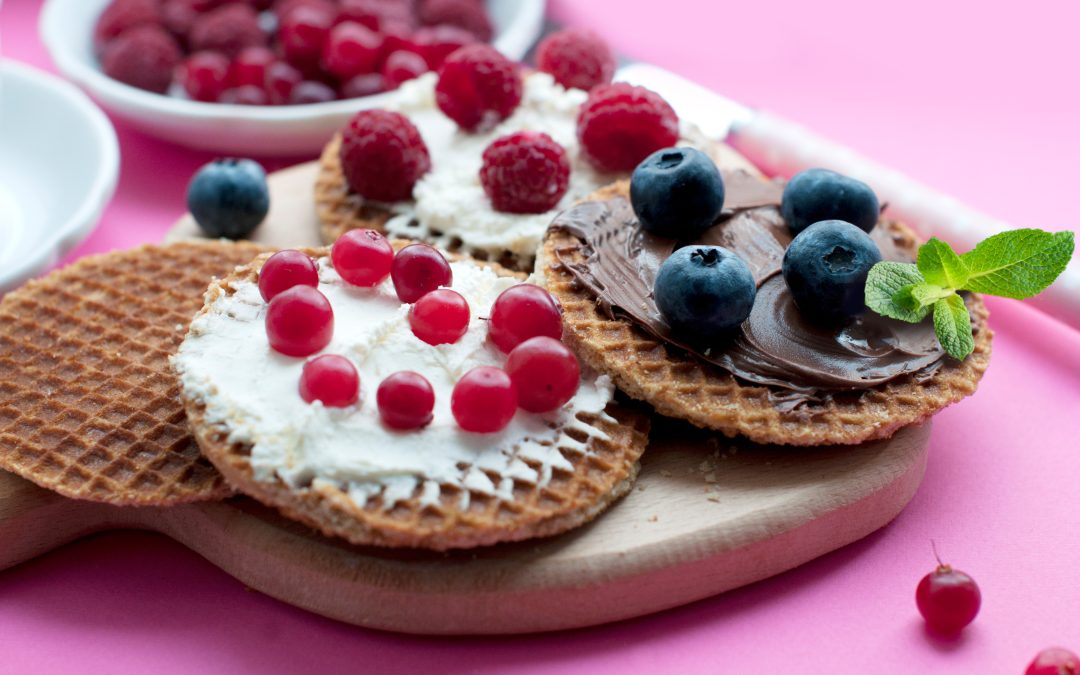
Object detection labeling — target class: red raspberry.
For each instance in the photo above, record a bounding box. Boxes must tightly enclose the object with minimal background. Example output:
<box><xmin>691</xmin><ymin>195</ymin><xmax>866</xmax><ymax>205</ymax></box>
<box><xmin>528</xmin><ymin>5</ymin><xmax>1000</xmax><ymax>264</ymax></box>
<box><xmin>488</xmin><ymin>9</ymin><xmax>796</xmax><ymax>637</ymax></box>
<box><xmin>480</xmin><ymin>131</ymin><xmax>570</xmax><ymax>214</ymax></box>
<box><xmin>259</xmin><ymin>249</ymin><xmax>319</xmax><ymax>302</ymax></box>
<box><xmin>265</xmin><ymin>285</ymin><xmax>334</xmax><ymax>357</ymax></box>
<box><xmin>488</xmin><ymin>284</ymin><xmax>562</xmax><ymax>353</ymax></box>
<box><xmin>577</xmin><ymin>83</ymin><xmax>680</xmax><ymax>172</ymax></box>
<box><xmin>408</xmin><ymin>288</ymin><xmax>470</xmax><ymax>345</ymax></box>
<box><xmin>101</xmin><ymin>26</ymin><xmax>182</xmax><ymax>94</ymax></box>
<box><xmin>413</xmin><ymin>24</ymin><xmax>475</xmax><ymax>69</ymax></box>
<box><xmin>339</xmin><ymin>72</ymin><xmax>386</xmax><ymax>98</ymax></box>
<box><xmin>278</xmin><ymin>1</ymin><xmax>336</xmax><ymax>74</ymax></box>
<box><xmin>299</xmin><ymin>354</ymin><xmax>360</xmax><ymax>407</ymax></box>
<box><xmin>339</xmin><ymin>110</ymin><xmax>431</xmax><ymax>201</ymax></box>
<box><xmin>435</xmin><ymin>44</ymin><xmax>522</xmax><ymax>132</ymax></box>
<box><xmin>265</xmin><ymin>60</ymin><xmax>303</xmax><ymax>103</ymax></box>
<box><xmin>179</xmin><ymin>51</ymin><xmax>231</xmax><ymax>102</ymax></box>
<box><xmin>377</xmin><ymin>371</ymin><xmax>435</xmax><ymax>430</ymax></box>
<box><xmin>322</xmin><ymin>21</ymin><xmax>383</xmax><ymax>80</ymax></box>
<box><xmin>190</xmin><ymin>3</ymin><xmax>266</xmax><ymax>58</ymax></box>
<box><xmin>505</xmin><ymin>336</ymin><xmax>580</xmax><ymax>413</ymax></box>
<box><xmin>231</xmin><ymin>46</ymin><xmax>276</xmax><ymax>88</ymax></box>
<box><xmin>536</xmin><ymin>28</ymin><xmax>615</xmax><ymax>92</ymax></box>
<box><xmin>418</xmin><ymin>0</ymin><xmax>492</xmax><ymax>41</ymax></box>
<box><xmin>331</xmin><ymin>229</ymin><xmax>394</xmax><ymax>287</ymax></box>
<box><xmin>94</xmin><ymin>0</ymin><xmax>160</xmax><ymax>54</ymax></box>
<box><xmin>161</xmin><ymin>0</ymin><xmax>200</xmax><ymax>42</ymax></box>
<box><xmin>391</xmin><ymin>244</ymin><xmax>452</xmax><ymax>304</ymax></box>
<box><xmin>289</xmin><ymin>80</ymin><xmax>337</xmax><ymax>103</ymax></box>
<box><xmin>381</xmin><ymin>49</ymin><xmax>428</xmax><ymax>89</ymax></box>
<box><xmin>221</xmin><ymin>85</ymin><xmax>269</xmax><ymax>105</ymax></box>
<box><xmin>338</xmin><ymin>0</ymin><xmax>414</xmax><ymax>31</ymax></box>
<box><xmin>451</xmin><ymin>367</ymin><xmax>517</xmax><ymax>433</ymax></box>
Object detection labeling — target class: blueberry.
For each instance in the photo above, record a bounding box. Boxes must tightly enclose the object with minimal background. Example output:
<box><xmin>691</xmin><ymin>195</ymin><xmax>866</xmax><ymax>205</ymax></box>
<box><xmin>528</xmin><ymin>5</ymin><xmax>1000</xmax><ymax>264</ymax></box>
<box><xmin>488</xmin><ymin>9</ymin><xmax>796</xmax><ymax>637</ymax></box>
<box><xmin>187</xmin><ymin>158</ymin><xmax>270</xmax><ymax>239</ymax></box>
<box><xmin>781</xmin><ymin>168</ymin><xmax>879</xmax><ymax>235</ymax></box>
<box><xmin>654</xmin><ymin>245</ymin><xmax>755</xmax><ymax>343</ymax></box>
<box><xmin>630</xmin><ymin>147</ymin><xmax>725</xmax><ymax>239</ymax></box>
<box><xmin>781</xmin><ymin>220</ymin><xmax>883</xmax><ymax>324</ymax></box>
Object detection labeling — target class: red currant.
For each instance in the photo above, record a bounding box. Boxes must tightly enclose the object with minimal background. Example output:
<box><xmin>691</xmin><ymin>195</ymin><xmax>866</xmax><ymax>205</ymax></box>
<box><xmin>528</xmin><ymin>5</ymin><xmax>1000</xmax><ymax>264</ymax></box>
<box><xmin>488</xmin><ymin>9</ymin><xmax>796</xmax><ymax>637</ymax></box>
<box><xmin>299</xmin><ymin>354</ymin><xmax>359</xmax><ymax>407</ymax></box>
<box><xmin>1027</xmin><ymin>648</ymin><xmax>1080</xmax><ymax>675</ymax></box>
<box><xmin>278</xmin><ymin>2</ymin><xmax>335</xmax><ymax>74</ymax></box>
<box><xmin>265</xmin><ymin>285</ymin><xmax>334</xmax><ymax>357</ymax></box>
<box><xmin>488</xmin><ymin>284</ymin><xmax>562</xmax><ymax>353</ymax></box>
<box><xmin>289</xmin><ymin>80</ymin><xmax>337</xmax><ymax>104</ymax></box>
<box><xmin>339</xmin><ymin>72</ymin><xmax>385</xmax><ymax>98</ymax></box>
<box><xmin>331</xmin><ymin>229</ymin><xmax>393</xmax><ymax>287</ymax></box>
<box><xmin>381</xmin><ymin>49</ymin><xmax>428</xmax><ymax>89</ymax></box>
<box><xmin>265</xmin><ymin>60</ymin><xmax>303</xmax><ymax>104</ymax></box>
<box><xmin>390</xmin><ymin>243</ymin><xmax>452</xmax><ymax>303</ymax></box>
<box><xmin>409</xmin><ymin>288</ymin><xmax>469</xmax><ymax>345</ymax></box>
<box><xmin>230</xmin><ymin>46</ymin><xmax>275</xmax><ymax>88</ymax></box>
<box><xmin>504</xmin><ymin>336</ymin><xmax>580</xmax><ymax>412</ymax></box>
<box><xmin>220</xmin><ymin>85</ymin><xmax>269</xmax><ymax>105</ymax></box>
<box><xmin>258</xmin><ymin>249</ymin><xmax>319</xmax><ymax>301</ymax></box>
<box><xmin>916</xmin><ymin>563</ymin><xmax>981</xmax><ymax>635</ymax></box>
<box><xmin>321</xmin><ymin>21</ymin><xmax>383</xmax><ymax>80</ymax></box>
<box><xmin>376</xmin><ymin>371</ymin><xmax>435</xmax><ymax>430</ymax></box>
<box><xmin>180</xmin><ymin>51</ymin><xmax>231</xmax><ymax>102</ymax></box>
<box><xmin>451</xmin><ymin>366</ymin><xmax>517</xmax><ymax>433</ymax></box>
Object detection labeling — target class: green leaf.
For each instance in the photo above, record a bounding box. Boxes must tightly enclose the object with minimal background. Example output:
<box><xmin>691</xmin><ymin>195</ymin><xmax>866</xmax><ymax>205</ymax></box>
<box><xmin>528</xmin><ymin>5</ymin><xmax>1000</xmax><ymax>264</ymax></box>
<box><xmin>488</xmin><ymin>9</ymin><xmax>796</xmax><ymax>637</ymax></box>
<box><xmin>933</xmin><ymin>294</ymin><xmax>974</xmax><ymax>360</ymax></box>
<box><xmin>908</xmin><ymin>283</ymin><xmax>955</xmax><ymax>308</ymax></box>
<box><xmin>865</xmin><ymin>262</ymin><xmax>931</xmax><ymax>323</ymax></box>
<box><xmin>959</xmin><ymin>229</ymin><xmax>1075</xmax><ymax>299</ymax></box>
<box><xmin>917</xmin><ymin>238</ymin><xmax>968</xmax><ymax>289</ymax></box>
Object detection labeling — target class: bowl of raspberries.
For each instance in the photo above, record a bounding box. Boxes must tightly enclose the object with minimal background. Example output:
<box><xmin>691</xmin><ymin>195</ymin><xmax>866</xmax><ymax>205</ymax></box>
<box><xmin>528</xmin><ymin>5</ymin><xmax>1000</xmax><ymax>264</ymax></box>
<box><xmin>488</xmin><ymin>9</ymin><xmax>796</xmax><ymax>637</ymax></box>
<box><xmin>40</xmin><ymin>0</ymin><xmax>545</xmax><ymax>155</ymax></box>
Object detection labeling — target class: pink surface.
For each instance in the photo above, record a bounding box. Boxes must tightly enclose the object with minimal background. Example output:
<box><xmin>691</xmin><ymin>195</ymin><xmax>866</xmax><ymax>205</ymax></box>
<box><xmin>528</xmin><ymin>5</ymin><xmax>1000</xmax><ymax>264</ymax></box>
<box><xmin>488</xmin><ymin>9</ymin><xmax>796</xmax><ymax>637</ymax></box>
<box><xmin>2</xmin><ymin>0</ymin><xmax>1079</xmax><ymax>672</ymax></box>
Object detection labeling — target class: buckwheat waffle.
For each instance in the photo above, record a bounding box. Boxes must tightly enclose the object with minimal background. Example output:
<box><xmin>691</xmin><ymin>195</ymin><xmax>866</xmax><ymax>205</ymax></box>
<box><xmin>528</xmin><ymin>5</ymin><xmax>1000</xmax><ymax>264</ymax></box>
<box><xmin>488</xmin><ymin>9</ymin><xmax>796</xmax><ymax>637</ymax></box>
<box><xmin>541</xmin><ymin>181</ymin><xmax>992</xmax><ymax>447</ymax></box>
<box><xmin>179</xmin><ymin>248</ymin><xmax>650</xmax><ymax>550</ymax></box>
<box><xmin>0</xmin><ymin>240</ymin><xmax>269</xmax><ymax>505</ymax></box>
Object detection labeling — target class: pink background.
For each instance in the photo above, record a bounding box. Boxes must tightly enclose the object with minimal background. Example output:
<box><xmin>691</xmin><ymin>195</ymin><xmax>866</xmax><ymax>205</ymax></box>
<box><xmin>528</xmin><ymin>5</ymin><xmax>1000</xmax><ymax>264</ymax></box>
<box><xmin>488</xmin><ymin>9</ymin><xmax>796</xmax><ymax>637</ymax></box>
<box><xmin>2</xmin><ymin>0</ymin><xmax>1079</xmax><ymax>672</ymax></box>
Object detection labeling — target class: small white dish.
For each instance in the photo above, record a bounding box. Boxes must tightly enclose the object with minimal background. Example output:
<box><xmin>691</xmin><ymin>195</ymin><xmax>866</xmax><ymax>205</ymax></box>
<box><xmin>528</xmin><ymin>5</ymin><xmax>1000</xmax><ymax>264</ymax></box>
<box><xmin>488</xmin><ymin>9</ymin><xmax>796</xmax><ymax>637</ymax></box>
<box><xmin>40</xmin><ymin>0</ymin><xmax>546</xmax><ymax>156</ymax></box>
<box><xmin>0</xmin><ymin>60</ymin><xmax>119</xmax><ymax>294</ymax></box>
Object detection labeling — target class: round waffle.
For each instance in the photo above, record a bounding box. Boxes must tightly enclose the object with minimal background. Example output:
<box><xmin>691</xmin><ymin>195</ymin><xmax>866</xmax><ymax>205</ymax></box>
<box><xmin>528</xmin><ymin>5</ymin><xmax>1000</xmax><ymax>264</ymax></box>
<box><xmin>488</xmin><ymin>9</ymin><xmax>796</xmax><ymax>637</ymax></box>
<box><xmin>178</xmin><ymin>248</ymin><xmax>650</xmax><ymax>550</ymax></box>
<box><xmin>0</xmin><ymin>240</ymin><xmax>269</xmax><ymax>505</ymax></box>
<box><xmin>541</xmin><ymin>181</ymin><xmax>992</xmax><ymax>447</ymax></box>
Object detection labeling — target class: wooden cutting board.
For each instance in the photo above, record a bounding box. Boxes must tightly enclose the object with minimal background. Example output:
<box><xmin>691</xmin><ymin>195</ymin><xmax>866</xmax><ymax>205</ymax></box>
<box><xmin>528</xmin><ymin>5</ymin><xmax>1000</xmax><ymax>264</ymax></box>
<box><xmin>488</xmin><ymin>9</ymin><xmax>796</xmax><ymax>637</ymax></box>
<box><xmin>0</xmin><ymin>161</ymin><xmax>931</xmax><ymax>635</ymax></box>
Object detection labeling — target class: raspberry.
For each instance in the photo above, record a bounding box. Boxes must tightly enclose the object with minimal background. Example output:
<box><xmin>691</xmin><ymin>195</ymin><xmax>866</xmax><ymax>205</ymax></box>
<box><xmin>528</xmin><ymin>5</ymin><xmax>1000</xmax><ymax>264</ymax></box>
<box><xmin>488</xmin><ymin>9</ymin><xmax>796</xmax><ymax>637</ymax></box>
<box><xmin>265</xmin><ymin>61</ymin><xmax>303</xmax><ymax>103</ymax></box>
<box><xmin>377</xmin><ymin>371</ymin><xmax>435</xmax><ymax>430</ymax></box>
<box><xmin>220</xmin><ymin>84</ymin><xmax>269</xmax><ymax>105</ymax></box>
<box><xmin>190</xmin><ymin>3</ymin><xmax>266</xmax><ymax>58</ymax></box>
<box><xmin>413</xmin><ymin>24</ymin><xmax>475</xmax><ymax>69</ymax></box>
<box><xmin>504</xmin><ymin>336</ymin><xmax>580</xmax><ymax>413</ymax></box>
<box><xmin>488</xmin><ymin>284</ymin><xmax>562</xmax><ymax>353</ymax></box>
<box><xmin>339</xmin><ymin>72</ymin><xmax>385</xmax><ymax>98</ymax></box>
<box><xmin>338</xmin><ymin>0</ymin><xmax>414</xmax><ymax>31</ymax></box>
<box><xmin>451</xmin><ymin>367</ymin><xmax>517</xmax><ymax>433</ymax></box>
<box><xmin>278</xmin><ymin>1</ymin><xmax>336</xmax><ymax>74</ymax></box>
<box><xmin>536</xmin><ymin>28</ymin><xmax>615</xmax><ymax>91</ymax></box>
<box><xmin>258</xmin><ymin>249</ymin><xmax>319</xmax><ymax>302</ymax></box>
<box><xmin>408</xmin><ymin>289</ymin><xmax>470</xmax><ymax>345</ymax></box>
<box><xmin>339</xmin><ymin>110</ymin><xmax>431</xmax><ymax>201</ymax></box>
<box><xmin>289</xmin><ymin>80</ymin><xmax>337</xmax><ymax>103</ymax></box>
<box><xmin>230</xmin><ymin>46</ymin><xmax>276</xmax><ymax>88</ymax></box>
<box><xmin>265</xmin><ymin>285</ymin><xmax>334</xmax><ymax>357</ymax></box>
<box><xmin>94</xmin><ymin>0</ymin><xmax>160</xmax><ymax>54</ymax></box>
<box><xmin>179</xmin><ymin>51</ymin><xmax>231</xmax><ymax>102</ymax></box>
<box><xmin>322</xmin><ymin>21</ymin><xmax>383</xmax><ymax>80</ymax></box>
<box><xmin>435</xmin><ymin>44</ymin><xmax>522</xmax><ymax>132</ymax></box>
<box><xmin>381</xmin><ymin>49</ymin><xmax>428</xmax><ymax>89</ymax></box>
<box><xmin>390</xmin><ymin>244</ymin><xmax>452</xmax><ymax>303</ymax></box>
<box><xmin>331</xmin><ymin>229</ymin><xmax>394</xmax><ymax>287</ymax></box>
<box><xmin>577</xmin><ymin>83</ymin><xmax>680</xmax><ymax>172</ymax></box>
<box><xmin>480</xmin><ymin>131</ymin><xmax>570</xmax><ymax>214</ymax></box>
<box><xmin>161</xmin><ymin>0</ymin><xmax>200</xmax><ymax>42</ymax></box>
<box><xmin>299</xmin><ymin>354</ymin><xmax>359</xmax><ymax>407</ymax></box>
<box><xmin>101</xmin><ymin>26</ymin><xmax>182</xmax><ymax>94</ymax></box>
<box><xmin>418</xmin><ymin>0</ymin><xmax>492</xmax><ymax>41</ymax></box>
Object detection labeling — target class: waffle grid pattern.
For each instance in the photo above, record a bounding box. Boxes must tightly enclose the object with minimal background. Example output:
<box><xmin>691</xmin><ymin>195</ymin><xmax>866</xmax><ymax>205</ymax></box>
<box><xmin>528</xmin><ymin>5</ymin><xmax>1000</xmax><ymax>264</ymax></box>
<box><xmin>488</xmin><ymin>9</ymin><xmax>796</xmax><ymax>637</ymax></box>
<box><xmin>0</xmin><ymin>241</ymin><xmax>268</xmax><ymax>504</ymax></box>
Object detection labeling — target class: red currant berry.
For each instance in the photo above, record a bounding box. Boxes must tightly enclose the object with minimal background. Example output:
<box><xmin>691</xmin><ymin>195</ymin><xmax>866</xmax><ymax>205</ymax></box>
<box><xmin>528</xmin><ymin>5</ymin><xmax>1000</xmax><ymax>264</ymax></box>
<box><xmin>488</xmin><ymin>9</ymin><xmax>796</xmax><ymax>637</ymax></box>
<box><xmin>504</xmin><ymin>336</ymin><xmax>580</xmax><ymax>413</ymax></box>
<box><xmin>451</xmin><ymin>366</ymin><xmax>517</xmax><ymax>433</ymax></box>
<box><xmin>435</xmin><ymin>44</ymin><xmax>522</xmax><ymax>132</ymax></box>
<box><xmin>577</xmin><ymin>82</ymin><xmax>680</xmax><ymax>172</ymax></box>
<box><xmin>321</xmin><ymin>21</ymin><xmax>383</xmax><ymax>80</ymax></box>
<box><xmin>382</xmin><ymin>49</ymin><xmax>428</xmax><ymax>89</ymax></box>
<box><xmin>488</xmin><ymin>284</ymin><xmax>562</xmax><ymax>353</ymax></box>
<box><xmin>299</xmin><ymin>354</ymin><xmax>359</xmax><ymax>407</ymax></box>
<box><xmin>289</xmin><ymin>80</ymin><xmax>337</xmax><ymax>104</ymax></box>
<box><xmin>418</xmin><ymin>0</ymin><xmax>492</xmax><ymax>42</ymax></box>
<box><xmin>179</xmin><ymin>51</ymin><xmax>231</xmax><ymax>102</ymax></box>
<box><xmin>480</xmin><ymin>131</ymin><xmax>570</xmax><ymax>214</ymax></box>
<box><xmin>409</xmin><ymin>288</ymin><xmax>469</xmax><ymax>345</ymax></box>
<box><xmin>339</xmin><ymin>72</ymin><xmax>386</xmax><ymax>98</ymax></box>
<box><xmin>230</xmin><ymin>46</ymin><xmax>275</xmax><ymax>88</ymax></box>
<box><xmin>377</xmin><ymin>371</ymin><xmax>435</xmax><ymax>430</ymax></box>
<box><xmin>264</xmin><ymin>60</ymin><xmax>303</xmax><ymax>104</ymax></box>
<box><xmin>339</xmin><ymin>109</ymin><xmax>430</xmax><ymax>201</ymax></box>
<box><xmin>258</xmin><ymin>249</ymin><xmax>319</xmax><ymax>301</ymax></box>
<box><xmin>220</xmin><ymin>84</ymin><xmax>269</xmax><ymax>105</ymax></box>
<box><xmin>915</xmin><ymin>563</ymin><xmax>981</xmax><ymax>635</ymax></box>
<box><xmin>1026</xmin><ymin>648</ymin><xmax>1080</xmax><ymax>675</ymax></box>
<box><xmin>278</xmin><ymin>2</ymin><xmax>335</xmax><ymax>74</ymax></box>
<box><xmin>331</xmin><ymin>228</ymin><xmax>394</xmax><ymax>287</ymax></box>
<box><xmin>265</xmin><ymin>285</ymin><xmax>334</xmax><ymax>357</ymax></box>
<box><xmin>390</xmin><ymin>243</ymin><xmax>452</xmax><ymax>303</ymax></box>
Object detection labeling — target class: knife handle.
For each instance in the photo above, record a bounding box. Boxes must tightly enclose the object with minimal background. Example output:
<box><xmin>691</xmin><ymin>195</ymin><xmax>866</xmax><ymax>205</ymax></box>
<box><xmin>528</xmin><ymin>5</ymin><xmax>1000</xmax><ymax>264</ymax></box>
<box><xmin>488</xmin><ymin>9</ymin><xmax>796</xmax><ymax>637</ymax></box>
<box><xmin>728</xmin><ymin>111</ymin><xmax>1080</xmax><ymax>331</ymax></box>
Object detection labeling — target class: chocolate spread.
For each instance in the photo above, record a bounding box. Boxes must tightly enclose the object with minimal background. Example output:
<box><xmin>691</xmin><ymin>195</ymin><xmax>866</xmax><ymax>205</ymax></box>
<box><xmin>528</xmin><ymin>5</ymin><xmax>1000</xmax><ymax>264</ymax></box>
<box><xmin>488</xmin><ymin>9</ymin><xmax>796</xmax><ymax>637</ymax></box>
<box><xmin>549</xmin><ymin>170</ymin><xmax>946</xmax><ymax>405</ymax></box>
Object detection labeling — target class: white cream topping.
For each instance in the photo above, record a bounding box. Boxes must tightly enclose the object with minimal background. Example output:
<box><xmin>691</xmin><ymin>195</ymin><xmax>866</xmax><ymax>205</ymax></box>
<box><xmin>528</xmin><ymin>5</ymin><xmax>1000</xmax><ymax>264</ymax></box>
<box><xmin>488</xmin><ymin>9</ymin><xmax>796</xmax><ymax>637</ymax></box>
<box><xmin>174</xmin><ymin>258</ymin><xmax>616</xmax><ymax>510</ymax></box>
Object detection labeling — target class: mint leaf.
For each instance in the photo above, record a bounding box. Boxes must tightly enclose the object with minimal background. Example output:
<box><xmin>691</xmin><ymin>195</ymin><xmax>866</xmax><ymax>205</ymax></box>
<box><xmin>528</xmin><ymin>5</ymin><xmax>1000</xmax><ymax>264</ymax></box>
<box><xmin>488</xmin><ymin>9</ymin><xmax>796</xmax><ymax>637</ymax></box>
<box><xmin>959</xmin><ymin>229</ymin><xmax>1075</xmax><ymax>299</ymax></box>
<box><xmin>865</xmin><ymin>262</ymin><xmax>930</xmax><ymax>322</ymax></box>
<box><xmin>933</xmin><ymin>294</ymin><xmax>974</xmax><ymax>360</ymax></box>
<box><xmin>917</xmin><ymin>238</ymin><xmax>968</xmax><ymax>288</ymax></box>
<box><xmin>908</xmin><ymin>283</ymin><xmax>955</xmax><ymax>308</ymax></box>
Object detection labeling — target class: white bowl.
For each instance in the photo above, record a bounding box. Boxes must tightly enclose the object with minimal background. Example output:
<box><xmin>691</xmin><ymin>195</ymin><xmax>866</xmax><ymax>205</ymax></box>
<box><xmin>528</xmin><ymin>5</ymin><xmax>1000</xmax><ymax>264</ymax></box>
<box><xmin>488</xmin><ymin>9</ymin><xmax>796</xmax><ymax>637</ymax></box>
<box><xmin>0</xmin><ymin>60</ymin><xmax>119</xmax><ymax>294</ymax></box>
<box><xmin>40</xmin><ymin>0</ymin><xmax>546</xmax><ymax>156</ymax></box>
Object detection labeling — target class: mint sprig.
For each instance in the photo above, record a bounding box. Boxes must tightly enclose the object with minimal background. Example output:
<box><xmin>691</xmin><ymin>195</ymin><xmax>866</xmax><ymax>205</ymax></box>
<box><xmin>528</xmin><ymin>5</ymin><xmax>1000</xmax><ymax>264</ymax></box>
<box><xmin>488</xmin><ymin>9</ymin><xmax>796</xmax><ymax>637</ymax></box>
<box><xmin>865</xmin><ymin>229</ymin><xmax>1074</xmax><ymax>360</ymax></box>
